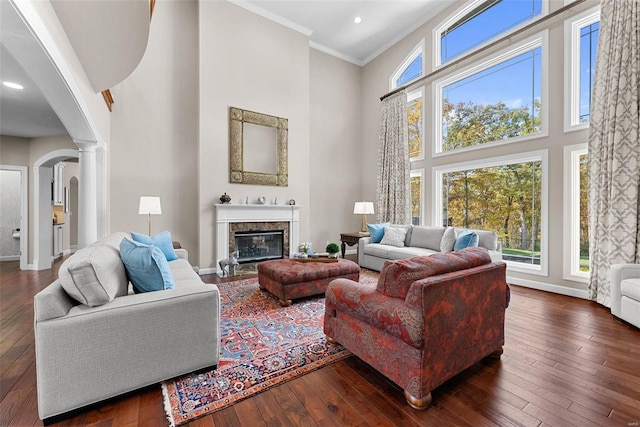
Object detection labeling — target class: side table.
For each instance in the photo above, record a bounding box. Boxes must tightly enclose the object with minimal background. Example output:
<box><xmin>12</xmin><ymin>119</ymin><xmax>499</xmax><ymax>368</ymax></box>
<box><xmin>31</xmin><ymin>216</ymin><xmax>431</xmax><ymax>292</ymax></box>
<box><xmin>339</xmin><ymin>232</ymin><xmax>370</xmax><ymax>259</ymax></box>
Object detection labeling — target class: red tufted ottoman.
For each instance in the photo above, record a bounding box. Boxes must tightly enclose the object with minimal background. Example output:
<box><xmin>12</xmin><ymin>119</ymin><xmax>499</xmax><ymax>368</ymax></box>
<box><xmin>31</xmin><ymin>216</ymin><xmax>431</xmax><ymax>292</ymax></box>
<box><xmin>257</xmin><ymin>258</ymin><xmax>360</xmax><ymax>306</ymax></box>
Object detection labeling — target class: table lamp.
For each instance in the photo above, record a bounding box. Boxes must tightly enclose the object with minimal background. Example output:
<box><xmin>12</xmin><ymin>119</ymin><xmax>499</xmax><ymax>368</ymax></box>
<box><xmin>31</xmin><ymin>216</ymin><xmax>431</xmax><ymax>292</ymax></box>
<box><xmin>354</xmin><ymin>201</ymin><xmax>374</xmax><ymax>233</ymax></box>
<box><xmin>138</xmin><ymin>196</ymin><xmax>162</xmax><ymax>235</ymax></box>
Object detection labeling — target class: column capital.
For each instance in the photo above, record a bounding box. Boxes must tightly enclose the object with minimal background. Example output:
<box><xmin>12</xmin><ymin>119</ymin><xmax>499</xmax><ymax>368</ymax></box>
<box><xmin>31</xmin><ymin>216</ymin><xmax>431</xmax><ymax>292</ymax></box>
<box><xmin>73</xmin><ymin>139</ymin><xmax>98</xmax><ymax>151</ymax></box>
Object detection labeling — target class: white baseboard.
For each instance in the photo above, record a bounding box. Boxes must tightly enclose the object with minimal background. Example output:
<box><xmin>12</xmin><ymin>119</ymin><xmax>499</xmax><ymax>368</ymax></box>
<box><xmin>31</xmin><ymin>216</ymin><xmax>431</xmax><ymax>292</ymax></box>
<box><xmin>0</xmin><ymin>255</ymin><xmax>20</xmax><ymax>261</ymax></box>
<box><xmin>506</xmin><ymin>275</ymin><xmax>589</xmax><ymax>299</ymax></box>
<box><xmin>63</xmin><ymin>249</ymin><xmax>71</xmax><ymax>256</ymax></box>
<box><xmin>25</xmin><ymin>263</ymin><xmax>36</xmax><ymax>270</ymax></box>
<box><xmin>199</xmin><ymin>267</ymin><xmax>216</xmax><ymax>275</ymax></box>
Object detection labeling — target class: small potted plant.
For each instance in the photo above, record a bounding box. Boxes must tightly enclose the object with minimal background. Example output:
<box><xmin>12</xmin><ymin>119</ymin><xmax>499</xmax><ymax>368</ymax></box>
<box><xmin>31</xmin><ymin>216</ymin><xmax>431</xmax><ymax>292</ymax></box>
<box><xmin>326</xmin><ymin>243</ymin><xmax>340</xmax><ymax>259</ymax></box>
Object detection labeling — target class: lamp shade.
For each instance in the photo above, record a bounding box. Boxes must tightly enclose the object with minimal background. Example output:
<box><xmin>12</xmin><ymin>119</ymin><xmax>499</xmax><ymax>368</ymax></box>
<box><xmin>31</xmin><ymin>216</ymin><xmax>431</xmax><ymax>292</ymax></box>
<box><xmin>353</xmin><ymin>202</ymin><xmax>374</xmax><ymax>215</ymax></box>
<box><xmin>138</xmin><ymin>196</ymin><xmax>162</xmax><ymax>215</ymax></box>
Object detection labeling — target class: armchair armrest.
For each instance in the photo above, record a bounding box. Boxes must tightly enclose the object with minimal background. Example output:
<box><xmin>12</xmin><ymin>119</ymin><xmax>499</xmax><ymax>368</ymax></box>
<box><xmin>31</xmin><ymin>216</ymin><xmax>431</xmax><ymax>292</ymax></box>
<box><xmin>324</xmin><ymin>278</ymin><xmax>424</xmax><ymax>348</ymax></box>
<box><xmin>610</xmin><ymin>263</ymin><xmax>640</xmax><ymax>315</ymax></box>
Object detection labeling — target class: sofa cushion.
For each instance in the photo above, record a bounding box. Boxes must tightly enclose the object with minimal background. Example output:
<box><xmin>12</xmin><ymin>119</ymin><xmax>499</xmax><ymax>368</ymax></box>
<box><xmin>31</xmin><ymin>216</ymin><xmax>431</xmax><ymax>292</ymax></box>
<box><xmin>58</xmin><ymin>242</ymin><xmax>129</xmax><ymax>307</ymax></box>
<box><xmin>131</xmin><ymin>230</ymin><xmax>178</xmax><ymax>261</ymax></box>
<box><xmin>440</xmin><ymin>227</ymin><xmax>456</xmax><ymax>253</ymax></box>
<box><xmin>377</xmin><ymin>247</ymin><xmax>491</xmax><ymax>299</ymax></box>
<box><xmin>364</xmin><ymin>243</ymin><xmax>391</xmax><ymax>259</ymax></box>
<box><xmin>367</xmin><ymin>222</ymin><xmax>389</xmax><ymax>243</ymax></box>
<box><xmin>120</xmin><ymin>238</ymin><xmax>175</xmax><ymax>293</ymax></box>
<box><xmin>454</xmin><ymin>230</ymin><xmax>479</xmax><ymax>251</ymax></box>
<box><xmin>409</xmin><ymin>226</ymin><xmax>445</xmax><ymax>251</ymax></box>
<box><xmin>380</xmin><ymin>226</ymin><xmax>408</xmax><ymax>247</ymax></box>
<box><xmin>387</xmin><ymin>246</ymin><xmax>437</xmax><ymax>260</ymax></box>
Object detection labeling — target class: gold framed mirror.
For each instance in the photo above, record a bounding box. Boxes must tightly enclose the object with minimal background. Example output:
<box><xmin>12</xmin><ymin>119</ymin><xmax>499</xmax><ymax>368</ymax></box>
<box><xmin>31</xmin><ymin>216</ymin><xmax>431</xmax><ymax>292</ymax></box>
<box><xmin>229</xmin><ymin>107</ymin><xmax>288</xmax><ymax>186</ymax></box>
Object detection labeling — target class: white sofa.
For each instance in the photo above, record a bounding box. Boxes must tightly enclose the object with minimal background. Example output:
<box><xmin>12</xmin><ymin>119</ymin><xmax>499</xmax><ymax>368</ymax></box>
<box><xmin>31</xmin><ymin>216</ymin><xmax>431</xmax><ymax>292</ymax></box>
<box><xmin>34</xmin><ymin>232</ymin><xmax>221</xmax><ymax>421</ymax></box>
<box><xmin>358</xmin><ymin>225</ymin><xmax>502</xmax><ymax>272</ymax></box>
<box><xmin>610</xmin><ymin>263</ymin><xmax>640</xmax><ymax>329</ymax></box>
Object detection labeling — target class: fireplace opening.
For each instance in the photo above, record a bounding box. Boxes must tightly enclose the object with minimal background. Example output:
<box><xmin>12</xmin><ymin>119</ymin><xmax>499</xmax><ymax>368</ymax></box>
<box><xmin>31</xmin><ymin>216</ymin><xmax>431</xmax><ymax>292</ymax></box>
<box><xmin>234</xmin><ymin>230</ymin><xmax>284</xmax><ymax>263</ymax></box>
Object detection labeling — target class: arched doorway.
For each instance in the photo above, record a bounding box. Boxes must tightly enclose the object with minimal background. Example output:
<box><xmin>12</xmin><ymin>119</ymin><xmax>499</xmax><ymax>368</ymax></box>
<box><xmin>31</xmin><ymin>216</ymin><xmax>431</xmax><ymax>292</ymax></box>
<box><xmin>33</xmin><ymin>149</ymin><xmax>78</xmax><ymax>270</ymax></box>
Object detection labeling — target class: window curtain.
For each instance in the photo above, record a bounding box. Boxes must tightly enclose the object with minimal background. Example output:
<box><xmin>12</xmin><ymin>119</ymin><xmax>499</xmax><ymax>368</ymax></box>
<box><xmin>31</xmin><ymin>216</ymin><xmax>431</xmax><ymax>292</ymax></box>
<box><xmin>588</xmin><ymin>0</ymin><xmax>640</xmax><ymax>307</ymax></box>
<box><xmin>377</xmin><ymin>90</ymin><xmax>410</xmax><ymax>224</ymax></box>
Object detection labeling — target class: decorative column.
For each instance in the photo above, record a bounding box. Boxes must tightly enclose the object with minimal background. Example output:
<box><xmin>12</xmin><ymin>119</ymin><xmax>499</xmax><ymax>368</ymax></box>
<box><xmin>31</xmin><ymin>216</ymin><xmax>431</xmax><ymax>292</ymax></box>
<box><xmin>75</xmin><ymin>141</ymin><xmax>98</xmax><ymax>248</ymax></box>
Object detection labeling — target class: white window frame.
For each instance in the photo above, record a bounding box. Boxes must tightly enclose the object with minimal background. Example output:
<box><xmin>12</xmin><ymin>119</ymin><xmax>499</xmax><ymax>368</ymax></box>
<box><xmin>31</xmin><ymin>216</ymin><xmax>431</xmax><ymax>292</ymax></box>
<box><xmin>563</xmin><ymin>6</ymin><xmax>600</xmax><ymax>133</ymax></box>
<box><xmin>563</xmin><ymin>143</ymin><xmax>589</xmax><ymax>282</ymax></box>
<box><xmin>432</xmin><ymin>31</ymin><xmax>548</xmax><ymax>157</ymax></box>
<box><xmin>433</xmin><ymin>150</ymin><xmax>549</xmax><ymax>276</ymax></box>
<box><xmin>433</xmin><ymin>0</ymin><xmax>548</xmax><ymax>69</ymax></box>
<box><xmin>389</xmin><ymin>40</ymin><xmax>424</xmax><ymax>90</ymax></box>
<box><xmin>410</xmin><ymin>168</ymin><xmax>425</xmax><ymax>226</ymax></box>
<box><xmin>408</xmin><ymin>87</ymin><xmax>425</xmax><ymax>162</ymax></box>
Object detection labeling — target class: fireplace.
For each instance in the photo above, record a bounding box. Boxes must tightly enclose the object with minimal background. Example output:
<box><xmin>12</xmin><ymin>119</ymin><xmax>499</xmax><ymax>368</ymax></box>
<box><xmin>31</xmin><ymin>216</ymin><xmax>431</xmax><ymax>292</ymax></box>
<box><xmin>234</xmin><ymin>230</ymin><xmax>284</xmax><ymax>263</ymax></box>
<box><xmin>228</xmin><ymin>221</ymin><xmax>290</xmax><ymax>263</ymax></box>
<box><xmin>214</xmin><ymin>204</ymin><xmax>300</xmax><ymax>275</ymax></box>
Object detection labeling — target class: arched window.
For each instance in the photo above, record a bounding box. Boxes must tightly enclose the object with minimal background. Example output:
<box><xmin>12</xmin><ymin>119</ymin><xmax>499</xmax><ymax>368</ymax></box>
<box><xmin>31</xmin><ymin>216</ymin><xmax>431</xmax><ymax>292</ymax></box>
<box><xmin>390</xmin><ymin>41</ymin><xmax>423</xmax><ymax>90</ymax></box>
<box><xmin>435</xmin><ymin>0</ymin><xmax>544</xmax><ymax>67</ymax></box>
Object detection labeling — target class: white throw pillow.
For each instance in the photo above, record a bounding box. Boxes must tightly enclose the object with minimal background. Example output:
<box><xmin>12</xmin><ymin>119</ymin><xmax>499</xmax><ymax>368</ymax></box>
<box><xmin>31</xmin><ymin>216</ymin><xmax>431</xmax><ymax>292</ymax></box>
<box><xmin>440</xmin><ymin>227</ymin><xmax>457</xmax><ymax>253</ymax></box>
<box><xmin>380</xmin><ymin>226</ymin><xmax>408</xmax><ymax>248</ymax></box>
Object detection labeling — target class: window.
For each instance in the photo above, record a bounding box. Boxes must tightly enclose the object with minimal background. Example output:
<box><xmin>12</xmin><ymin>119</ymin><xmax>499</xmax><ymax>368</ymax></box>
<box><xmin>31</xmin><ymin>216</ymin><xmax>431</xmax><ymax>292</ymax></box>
<box><xmin>435</xmin><ymin>0</ymin><xmax>543</xmax><ymax>66</ymax></box>
<box><xmin>563</xmin><ymin>144</ymin><xmax>589</xmax><ymax>282</ymax></box>
<box><xmin>411</xmin><ymin>169</ymin><xmax>424</xmax><ymax>225</ymax></box>
<box><xmin>564</xmin><ymin>7</ymin><xmax>600</xmax><ymax>131</ymax></box>
<box><xmin>434</xmin><ymin>34</ymin><xmax>546</xmax><ymax>154</ymax></box>
<box><xmin>434</xmin><ymin>151</ymin><xmax>548</xmax><ymax>274</ymax></box>
<box><xmin>390</xmin><ymin>41</ymin><xmax>423</xmax><ymax>90</ymax></box>
<box><xmin>408</xmin><ymin>88</ymin><xmax>424</xmax><ymax>160</ymax></box>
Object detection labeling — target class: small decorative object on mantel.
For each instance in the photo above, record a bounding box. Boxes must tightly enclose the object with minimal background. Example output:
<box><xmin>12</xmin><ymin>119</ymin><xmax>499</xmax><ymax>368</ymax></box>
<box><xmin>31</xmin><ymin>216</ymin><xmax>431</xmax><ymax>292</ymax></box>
<box><xmin>288</xmin><ymin>199</ymin><xmax>296</xmax><ymax>205</ymax></box>
<box><xmin>220</xmin><ymin>193</ymin><xmax>231</xmax><ymax>204</ymax></box>
<box><xmin>257</xmin><ymin>196</ymin><xmax>266</xmax><ymax>204</ymax></box>
<box><xmin>326</xmin><ymin>243</ymin><xmax>340</xmax><ymax>259</ymax></box>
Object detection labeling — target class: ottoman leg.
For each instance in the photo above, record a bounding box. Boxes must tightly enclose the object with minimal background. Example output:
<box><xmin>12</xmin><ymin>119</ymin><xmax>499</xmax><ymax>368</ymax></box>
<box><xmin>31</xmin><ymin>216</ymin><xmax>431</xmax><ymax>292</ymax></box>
<box><xmin>279</xmin><ymin>299</ymin><xmax>292</xmax><ymax>307</ymax></box>
<box><xmin>326</xmin><ymin>336</ymin><xmax>338</xmax><ymax>345</ymax></box>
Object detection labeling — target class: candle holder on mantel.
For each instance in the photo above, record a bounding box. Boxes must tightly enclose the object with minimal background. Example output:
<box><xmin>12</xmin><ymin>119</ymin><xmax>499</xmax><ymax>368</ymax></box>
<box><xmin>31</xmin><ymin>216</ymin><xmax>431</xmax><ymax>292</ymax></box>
<box><xmin>220</xmin><ymin>193</ymin><xmax>231</xmax><ymax>204</ymax></box>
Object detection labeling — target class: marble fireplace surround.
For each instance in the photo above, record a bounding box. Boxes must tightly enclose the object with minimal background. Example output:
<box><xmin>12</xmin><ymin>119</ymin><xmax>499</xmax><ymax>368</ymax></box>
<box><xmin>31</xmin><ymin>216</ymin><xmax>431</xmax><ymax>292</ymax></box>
<box><xmin>214</xmin><ymin>204</ymin><xmax>300</xmax><ymax>275</ymax></box>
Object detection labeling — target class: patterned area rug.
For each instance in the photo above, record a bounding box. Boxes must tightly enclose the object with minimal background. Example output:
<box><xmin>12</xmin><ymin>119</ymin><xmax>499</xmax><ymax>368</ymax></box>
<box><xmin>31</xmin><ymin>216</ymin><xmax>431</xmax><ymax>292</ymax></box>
<box><xmin>162</xmin><ymin>270</ymin><xmax>379</xmax><ymax>426</ymax></box>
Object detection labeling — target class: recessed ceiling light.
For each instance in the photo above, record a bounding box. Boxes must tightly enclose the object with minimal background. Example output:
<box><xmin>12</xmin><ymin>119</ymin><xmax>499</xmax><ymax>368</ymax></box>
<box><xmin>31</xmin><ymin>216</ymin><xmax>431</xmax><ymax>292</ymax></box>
<box><xmin>354</xmin><ymin>16</ymin><xmax>362</xmax><ymax>24</ymax></box>
<box><xmin>3</xmin><ymin>81</ymin><xmax>24</xmax><ymax>90</ymax></box>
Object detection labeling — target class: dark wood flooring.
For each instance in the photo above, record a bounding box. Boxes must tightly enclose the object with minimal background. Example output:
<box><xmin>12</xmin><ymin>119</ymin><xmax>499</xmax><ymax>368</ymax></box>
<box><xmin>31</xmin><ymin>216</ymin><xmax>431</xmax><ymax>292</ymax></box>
<box><xmin>1</xmin><ymin>256</ymin><xmax>639</xmax><ymax>426</ymax></box>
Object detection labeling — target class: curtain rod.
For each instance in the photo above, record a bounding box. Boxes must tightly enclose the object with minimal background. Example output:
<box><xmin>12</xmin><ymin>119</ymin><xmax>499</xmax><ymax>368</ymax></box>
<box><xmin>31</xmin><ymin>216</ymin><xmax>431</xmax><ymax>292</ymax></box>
<box><xmin>380</xmin><ymin>0</ymin><xmax>587</xmax><ymax>102</ymax></box>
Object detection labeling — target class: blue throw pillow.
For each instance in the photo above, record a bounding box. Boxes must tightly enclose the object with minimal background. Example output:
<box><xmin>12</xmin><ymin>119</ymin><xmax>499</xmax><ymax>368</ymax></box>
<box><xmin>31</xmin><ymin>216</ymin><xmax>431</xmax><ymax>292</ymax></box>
<box><xmin>131</xmin><ymin>230</ymin><xmax>178</xmax><ymax>261</ymax></box>
<box><xmin>367</xmin><ymin>222</ymin><xmax>390</xmax><ymax>243</ymax></box>
<box><xmin>120</xmin><ymin>238</ymin><xmax>175</xmax><ymax>293</ymax></box>
<box><xmin>454</xmin><ymin>229</ymin><xmax>479</xmax><ymax>251</ymax></box>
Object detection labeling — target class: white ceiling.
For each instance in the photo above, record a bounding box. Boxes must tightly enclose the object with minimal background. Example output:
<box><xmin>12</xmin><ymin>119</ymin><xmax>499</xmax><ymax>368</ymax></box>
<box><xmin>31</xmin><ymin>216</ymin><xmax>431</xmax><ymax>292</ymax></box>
<box><xmin>0</xmin><ymin>0</ymin><xmax>452</xmax><ymax>139</ymax></box>
<box><xmin>234</xmin><ymin>0</ymin><xmax>453</xmax><ymax>65</ymax></box>
<box><xmin>0</xmin><ymin>44</ymin><xmax>68</xmax><ymax>138</ymax></box>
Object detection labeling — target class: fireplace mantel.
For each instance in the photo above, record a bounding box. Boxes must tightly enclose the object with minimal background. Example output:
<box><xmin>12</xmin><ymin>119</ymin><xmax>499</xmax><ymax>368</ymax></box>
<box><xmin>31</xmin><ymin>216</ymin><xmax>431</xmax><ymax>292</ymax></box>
<box><xmin>214</xmin><ymin>204</ymin><xmax>300</xmax><ymax>274</ymax></box>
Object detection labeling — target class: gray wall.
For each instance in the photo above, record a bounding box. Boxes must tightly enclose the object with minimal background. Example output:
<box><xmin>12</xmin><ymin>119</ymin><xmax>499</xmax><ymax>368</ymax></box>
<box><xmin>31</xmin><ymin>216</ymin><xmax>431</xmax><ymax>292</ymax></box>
<box><xmin>0</xmin><ymin>170</ymin><xmax>22</xmax><ymax>257</ymax></box>
<box><xmin>309</xmin><ymin>49</ymin><xmax>363</xmax><ymax>250</ymax></box>
<box><xmin>109</xmin><ymin>0</ymin><xmax>199</xmax><ymax>259</ymax></box>
<box><xmin>198</xmin><ymin>1</ymin><xmax>310</xmax><ymax>270</ymax></box>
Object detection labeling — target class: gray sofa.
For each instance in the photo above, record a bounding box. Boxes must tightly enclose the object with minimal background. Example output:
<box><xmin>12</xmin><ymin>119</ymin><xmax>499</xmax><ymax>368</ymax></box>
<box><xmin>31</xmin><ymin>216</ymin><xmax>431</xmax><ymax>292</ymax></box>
<box><xmin>610</xmin><ymin>263</ymin><xmax>640</xmax><ymax>329</ymax></box>
<box><xmin>358</xmin><ymin>225</ymin><xmax>502</xmax><ymax>271</ymax></box>
<box><xmin>34</xmin><ymin>232</ymin><xmax>221</xmax><ymax>421</ymax></box>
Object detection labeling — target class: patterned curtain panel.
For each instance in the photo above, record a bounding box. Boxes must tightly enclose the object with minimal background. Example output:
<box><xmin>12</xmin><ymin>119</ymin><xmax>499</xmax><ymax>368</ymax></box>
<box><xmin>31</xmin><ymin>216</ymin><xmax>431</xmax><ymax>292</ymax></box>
<box><xmin>588</xmin><ymin>0</ymin><xmax>640</xmax><ymax>307</ymax></box>
<box><xmin>377</xmin><ymin>91</ymin><xmax>410</xmax><ymax>224</ymax></box>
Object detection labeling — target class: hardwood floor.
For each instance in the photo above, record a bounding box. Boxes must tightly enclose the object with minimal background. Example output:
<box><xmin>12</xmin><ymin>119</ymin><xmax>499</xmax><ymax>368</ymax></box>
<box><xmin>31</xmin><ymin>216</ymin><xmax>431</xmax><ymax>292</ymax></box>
<box><xmin>1</xmin><ymin>257</ymin><xmax>639</xmax><ymax>426</ymax></box>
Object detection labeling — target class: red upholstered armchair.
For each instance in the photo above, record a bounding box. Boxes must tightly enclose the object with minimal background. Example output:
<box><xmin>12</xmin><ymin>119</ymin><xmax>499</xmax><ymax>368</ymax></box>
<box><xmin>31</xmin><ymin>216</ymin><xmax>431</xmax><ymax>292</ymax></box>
<box><xmin>324</xmin><ymin>247</ymin><xmax>509</xmax><ymax>409</ymax></box>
